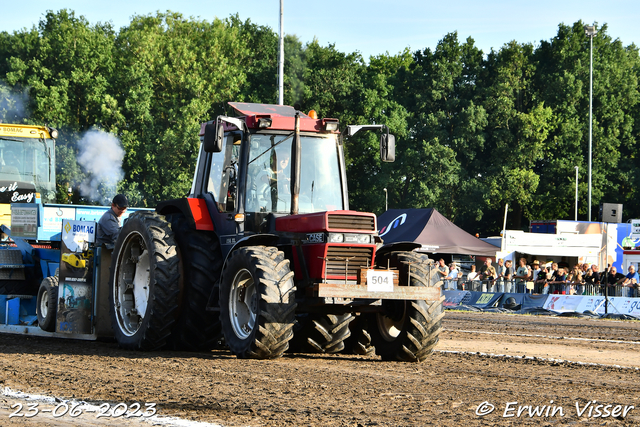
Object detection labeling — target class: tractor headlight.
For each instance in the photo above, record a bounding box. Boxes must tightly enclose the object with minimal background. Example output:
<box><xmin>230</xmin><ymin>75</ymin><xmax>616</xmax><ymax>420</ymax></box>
<box><xmin>258</xmin><ymin>118</ymin><xmax>272</xmax><ymax>128</ymax></box>
<box><xmin>328</xmin><ymin>233</ymin><xmax>344</xmax><ymax>243</ymax></box>
<box><xmin>343</xmin><ymin>233</ymin><xmax>372</xmax><ymax>244</ymax></box>
<box><xmin>356</xmin><ymin>234</ymin><xmax>372</xmax><ymax>244</ymax></box>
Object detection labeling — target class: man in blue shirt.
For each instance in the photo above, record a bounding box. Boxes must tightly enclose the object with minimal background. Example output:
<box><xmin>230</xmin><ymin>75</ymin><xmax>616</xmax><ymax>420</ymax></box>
<box><xmin>621</xmin><ymin>264</ymin><xmax>639</xmax><ymax>298</ymax></box>
<box><xmin>96</xmin><ymin>194</ymin><xmax>128</xmax><ymax>249</ymax></box>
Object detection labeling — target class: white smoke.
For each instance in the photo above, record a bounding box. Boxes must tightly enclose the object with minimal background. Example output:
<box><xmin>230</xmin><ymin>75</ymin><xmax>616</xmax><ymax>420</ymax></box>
<box><xmin>77</xmin><ymin>130</ymin><xmax>125</xmax><ymax>204</ymax></box>
<box><xmin>0</xmin><ymin>82</ymin><xmax>29</xmax><ymax>122</ymax></box>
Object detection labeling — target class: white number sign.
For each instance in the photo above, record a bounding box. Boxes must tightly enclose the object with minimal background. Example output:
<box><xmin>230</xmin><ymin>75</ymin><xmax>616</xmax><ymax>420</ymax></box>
<box><xmin>366</xmin><ymin>270</ymin><xmax>394</xmax><ymax>292</ymax></box>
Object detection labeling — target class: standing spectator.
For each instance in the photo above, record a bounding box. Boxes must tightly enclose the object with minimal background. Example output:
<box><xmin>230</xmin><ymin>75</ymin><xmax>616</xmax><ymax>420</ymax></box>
<box><xmin>550</xmin><ymin>267</ymin><xmax>567</xmax><ymax>294</ymax></box>
<box><xmin>536</xmin><ymin>266</ymin><xmax>549</xmax><ymax>294</ymax></box>
<box><xmin>621</xmin><ymin>265</ymin><xmax>639</xmax><ymax>298</ymax></box>
<box><xmin>583</xmin><ymin>264</ymin><xmax>600</xmax><ymax>294</ymax></box>
<box><xmin>514</xmin><ymin>258</ymin><xmax>530</xmax><ymax>293</ymax></box>
<box><xmin>531</xmin><ymin>260</ymin><xmax>541</xmax><ymax>282</ymax></box>
<box><xmin>436</xmin><ymin>259</ymin><xmax>449</xmax><ymax>285</ymax></box>
<box><xmin>548</xmin><ymin>263</ymin><xmax>559</xmax><ymax>281</ymax></box>
<box><xmin>494</xmin><ymin>258</ymin><xmax>506</xmax><ymax>293</ymax></box>
<box><xmin>480</xmin><ymin>258</ymin><xmax>497</xmax><ymax>292</ymax></box>
<box><xmin>445</xmin><ymin>262</ymin><xmax>459</xmax><ymax>290</ymax></box>
<box><xmin>606</xmin><ymin>266</ymin><xmax>626</xmax><ymax>293</ymax></box>
<box><xmin>566</xmin><ymin>265</ymin><xmax>582</xmax><ymax>295</ymax></box>
<box><xmin>467</xmin><ymin>265</ymin><xmax>480</xmax><ymax>284</ymax></box>
<box><xmin>504</xmin><ymin>260</ymin><xmax>514</xmax><ymax>293</ymax></box>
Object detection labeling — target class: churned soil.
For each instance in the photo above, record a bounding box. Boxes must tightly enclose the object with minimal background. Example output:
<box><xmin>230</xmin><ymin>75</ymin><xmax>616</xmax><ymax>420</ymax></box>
<box><xmin>2</xmin><ymin>311</ymin><xmax>640</xmax><ymax>426</ymax></box>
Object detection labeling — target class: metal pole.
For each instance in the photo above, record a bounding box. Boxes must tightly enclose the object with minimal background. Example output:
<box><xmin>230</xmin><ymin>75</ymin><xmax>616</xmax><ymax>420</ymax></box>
<box><xmin>588</xmin><ymin>29</ymin><xmax>594</xmax><ymax>221</ymax></box>
<box><xmin>278</xmin><ymin>0</ymin><xmax>284</xmax><ymax>105</ymax></box>
<box><xmin>383</xmin><ymin>188</ymin><xmax>388</xmax><ymax>211</ymax></box>
<box><xmin>575</xmin><ymin>166</ymin><xmax>579</xmax><ymax>221</ymax></box>
<box><xmin>501</xmin><ymin>203</ymin><xmax>508</xmax><ymax>252</ymax></box>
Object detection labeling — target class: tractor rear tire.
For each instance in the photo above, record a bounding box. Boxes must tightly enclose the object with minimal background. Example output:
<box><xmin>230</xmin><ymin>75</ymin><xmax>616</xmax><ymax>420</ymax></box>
<box><xmin>369</xmin><ymin>251</ymin><xmax>444</xmax><ymax>362</ymax></box>
<box><xmin>36</xmin><ymin>276</ymin><xmax>59</xmax><ymax>332</ymax></box>
<box><xmin>167</xmin><ymin>215</ymin><xmax>223</xmax><ymax>351</ymax></box>
<box><xmin>220</xmin><ymin>246</ymin><xmax>296</xmax><ymax>359</ymax></box>
<box><xmin>292</xmin><ymin>313</ymin><xmax>354</xmax><ymax>354</ymax></box>
<box><xmin>109</xmin><ymin>211</ymin><xmax>180</xmax><ymax>351</ymax></box>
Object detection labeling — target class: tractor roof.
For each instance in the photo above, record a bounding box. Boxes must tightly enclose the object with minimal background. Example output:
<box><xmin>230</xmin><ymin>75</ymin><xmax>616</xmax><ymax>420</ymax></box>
<box><xmin>229</xmin><ymin>102</ymin><xmax>311</xmax><ymax>119</ymax></box>
<box><xmin>225</xmin><ymin>102</ymin><xmax>338</xmax><ymax>133</ymax></box>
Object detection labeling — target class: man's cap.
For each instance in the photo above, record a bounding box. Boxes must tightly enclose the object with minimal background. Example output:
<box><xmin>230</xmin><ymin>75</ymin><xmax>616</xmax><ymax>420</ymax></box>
<box><xmin>113</xmin><ymin>194</ymin><xmax>129</xmax><ymax>208</ymax></box>
<box><xmin>533</xmin><ymin>260</ymin><xmax>540</xmax><ymax>265</ymax></box>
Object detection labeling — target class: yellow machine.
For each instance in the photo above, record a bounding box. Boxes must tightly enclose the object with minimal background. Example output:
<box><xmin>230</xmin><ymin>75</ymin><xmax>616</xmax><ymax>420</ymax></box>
<box><xmin>61</xmin><ymin>253</ymin><xmax>87</xmax><ymax>269</ymax></box>
<box><xmin>0</xmin><ymin>123</ymin><xmax>57</xmax><ymax>227</ymax></box>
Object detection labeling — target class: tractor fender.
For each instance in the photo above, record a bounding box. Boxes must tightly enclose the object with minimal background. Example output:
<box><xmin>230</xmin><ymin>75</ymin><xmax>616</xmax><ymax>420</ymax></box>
<box><xmin>375</xmin><ymin>242</ymin><xmax>421</xmax><ymax>260</ymax></box>
<box><xmin>156</xmin><ymin>197</ymin><xmax>214</xmax><ymax>231</ymax></box>
<box><xmin>222</xmin><ymin>234</ymin><xmax>279</xmax><ymax>268</ymax></box>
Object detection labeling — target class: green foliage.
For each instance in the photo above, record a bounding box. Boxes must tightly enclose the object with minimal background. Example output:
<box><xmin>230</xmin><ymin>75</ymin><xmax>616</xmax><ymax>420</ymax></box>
<box><xmin>0</xmin><ymin>11</ymin><xmax>639</xmax><ymax>235</ymax></box>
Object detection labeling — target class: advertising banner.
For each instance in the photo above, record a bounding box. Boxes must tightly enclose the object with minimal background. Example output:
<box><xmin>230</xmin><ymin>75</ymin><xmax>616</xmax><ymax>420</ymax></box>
<box><xmin>442</xmin><ymin>290</ymin><xmax>470</xmax><ymax>307</ymax></box>
<box><xmin>522</xmin><ymin>293</ymin><xmax>549</xmax><ymax>309</ymax></box>
<box><xmin>10</xmin><ymin>204</ymin><xmax>38</xmax><ymax>238</ymax></box>
<box><xmin>466</xmin><ymin>292</ymin><xmax>504</xmax><ymax>308</ymax></box>
<box><xmin>56</xmin><ymin>220</ymin><xmax>96</xmax><ymax>334</ymax></box>
<box><xmin>542</xmin><ymin>294</ymin><xmax>640</xmax><ymax>316</ymax></box>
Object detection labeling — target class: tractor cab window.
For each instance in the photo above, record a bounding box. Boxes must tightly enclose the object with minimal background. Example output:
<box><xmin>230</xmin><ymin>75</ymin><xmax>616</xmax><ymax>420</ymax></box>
<box><xmin>246</xmin><ymin>134</ymin><xmax>292</xmax><ymax>213</ymax></box>
<box><xmin>206</xmin><ymin>133</ymin><xmax>240</xmax><ymax>212</ymax></box>
<box><xmin>245</xmin><ymin>133</ymin><xmax>343</xmax><ymax>214</ymax></box>
<box><xmin>298</xmin><ymin>135</ymin><xmax>343</xmax><ymax>212</ymax></box>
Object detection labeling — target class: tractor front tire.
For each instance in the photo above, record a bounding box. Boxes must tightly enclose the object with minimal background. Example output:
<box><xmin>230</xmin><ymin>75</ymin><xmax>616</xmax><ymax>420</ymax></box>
<box><xmin>370</xmin><ymin>251</ymin><xmax>444</xmax><ymax>362</ymax></box>
<box><xmin>36</xmin><ymin>276</ymin><xmax>59</xmax><ymax>332</ymax></box>
<box><xmin>292</xmin><ymin>313</ymin><xmax>354</xmax><ymax>354</ymax></box>
<box><xmin>109</xmin><ymin>211</ymin><xmax>180</xmax><ymax>351</ymax></box>
<box><xmin>220</xmin><ymin>246</ymin><xmax>296</xmax><ymax>359</ymax></box>
<box><xmin>343</xmin><ymin>314</ymin><xmax>376</xmax><ymax>357</ymax></box>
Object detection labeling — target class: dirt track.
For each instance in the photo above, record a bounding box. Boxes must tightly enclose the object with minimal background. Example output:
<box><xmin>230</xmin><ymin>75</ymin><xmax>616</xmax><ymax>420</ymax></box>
<box><xmin>2</xmin><ymin>311</ymin><xmax>640</xmax><ymax>426</ymax></box>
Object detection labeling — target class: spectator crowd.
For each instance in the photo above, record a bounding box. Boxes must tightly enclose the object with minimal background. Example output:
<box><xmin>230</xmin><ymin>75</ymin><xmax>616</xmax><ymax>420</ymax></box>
<box><xmin>439</xmin><ymin>257</ymin><xmax>639</xmax><ymax>297</ymax></box>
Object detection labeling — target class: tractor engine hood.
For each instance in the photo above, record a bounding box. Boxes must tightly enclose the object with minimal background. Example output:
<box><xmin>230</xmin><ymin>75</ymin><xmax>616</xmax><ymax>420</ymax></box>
<box><xmin>276</xmin><ymin>210</ymin><xmax>378</xmax><ymax>282</ymax></box>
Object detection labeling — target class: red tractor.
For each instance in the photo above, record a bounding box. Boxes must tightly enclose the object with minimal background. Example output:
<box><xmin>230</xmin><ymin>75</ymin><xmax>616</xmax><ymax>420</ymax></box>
<box><xmin>109</xmin><ymin>103</ymin><xmax>443</xmax><ymax>362</ymax></box>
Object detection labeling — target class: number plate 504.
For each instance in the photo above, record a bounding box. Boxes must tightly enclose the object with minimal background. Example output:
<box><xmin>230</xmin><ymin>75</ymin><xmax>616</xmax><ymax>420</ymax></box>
<box><xmin>366</xmin><ymin>270</ymin><xmax>394</xmax><ymax>292</ymax></box>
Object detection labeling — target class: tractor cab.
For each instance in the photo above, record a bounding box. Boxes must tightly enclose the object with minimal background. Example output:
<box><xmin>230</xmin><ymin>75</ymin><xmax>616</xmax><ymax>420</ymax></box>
<box><xmin>193</xmin><ymin>102</ymin><xmax>393</xmax><ymax>256</ymax></box>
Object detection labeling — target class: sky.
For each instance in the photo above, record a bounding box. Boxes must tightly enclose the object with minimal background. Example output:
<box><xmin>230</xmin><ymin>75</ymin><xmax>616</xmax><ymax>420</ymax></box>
<box><xmin>3</xmin><ymin>1</ymin><xmax>639</xmax><ymax>59</ymax></box>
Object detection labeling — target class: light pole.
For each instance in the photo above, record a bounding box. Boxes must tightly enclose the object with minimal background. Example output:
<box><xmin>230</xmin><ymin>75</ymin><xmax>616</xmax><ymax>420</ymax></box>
<box><xmin>278</xmin><ymin>0</ymin><xmax>284</xmax><ymax>105</ymax></box>
<box><xmin>575</xmin><ymin>166</ymin><xmax>579</xmax><ymax>221</ymax></box>
<box><xmin>585</xmin><ymin>24</ymin><xmax>597</xmax><ymax>221</ymax></box>
<box><xmin>383</xmin><ymin>188</ymin><xmax>388</xmax><ymax>211</ymax></box>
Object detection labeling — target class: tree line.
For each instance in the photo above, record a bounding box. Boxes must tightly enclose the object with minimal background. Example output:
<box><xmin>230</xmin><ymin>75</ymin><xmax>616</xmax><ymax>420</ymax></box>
<box><xmin>0</xmin><ymin>9</ymin><xmax>638</xmax><ymax>236</ymax></box>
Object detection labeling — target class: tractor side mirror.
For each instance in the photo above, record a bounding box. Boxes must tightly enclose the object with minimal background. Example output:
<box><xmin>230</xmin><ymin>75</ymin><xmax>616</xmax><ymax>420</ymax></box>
<box><xmin>204</xmin><ymin>121</ymin><xmax>224</xmax><ymax>152</ymax></box>
<box><xmin>380</xmin><ymin>133</ymin><xmax>395</xmax><ymax>162</ymax></box>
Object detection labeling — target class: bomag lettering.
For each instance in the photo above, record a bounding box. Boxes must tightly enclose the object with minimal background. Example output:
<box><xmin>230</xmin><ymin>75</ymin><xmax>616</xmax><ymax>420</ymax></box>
<box><xmin>72</xmin><ymin>224</ymin><xmax>95</xmax><ymax>234</ymax></box>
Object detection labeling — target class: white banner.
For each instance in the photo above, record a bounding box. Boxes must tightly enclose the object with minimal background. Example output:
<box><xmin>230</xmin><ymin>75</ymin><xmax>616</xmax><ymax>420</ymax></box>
<box><xmin>543</xmin><ymin>294</ymin><xmax>640</xmax><ymax>316</ymax></box>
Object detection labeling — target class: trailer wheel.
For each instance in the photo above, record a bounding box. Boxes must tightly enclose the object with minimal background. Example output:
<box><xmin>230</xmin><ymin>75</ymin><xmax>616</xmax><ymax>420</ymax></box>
<box><xmin>36</xmin><ymin>276</ymin><xmax>59</xmax><ymax>332</ymax></box>
<box><xmin>109</xmin><ymin>211</ymin><xmax>180</xmax><ymax>351</ymax></box>
<box><xmin>220</xmin><ymin>246</ymin><xmax>296</xmax><ymax>359</ymax></box>
<box><xmin>292</xmin><ymin>313</ymin><xmax>354</xmax><ymax>354</ymax></box>
<box><xmin>370</xmin><ymin>251</ymin><xmax>444</xmax><ymax>362</ymax></box>
<box><xmin>167</xmin><ymin>215</ymin><xmax>223</xmax><ymax>351</ymax></box>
